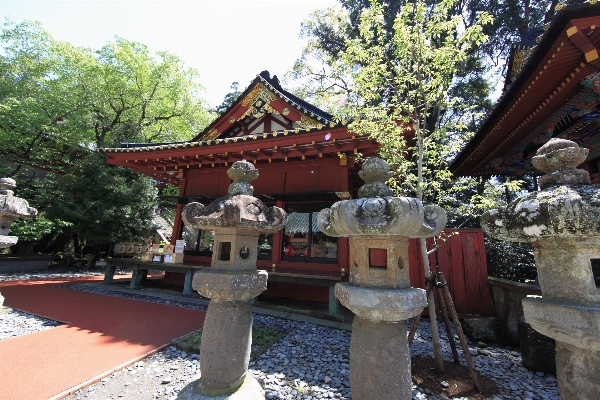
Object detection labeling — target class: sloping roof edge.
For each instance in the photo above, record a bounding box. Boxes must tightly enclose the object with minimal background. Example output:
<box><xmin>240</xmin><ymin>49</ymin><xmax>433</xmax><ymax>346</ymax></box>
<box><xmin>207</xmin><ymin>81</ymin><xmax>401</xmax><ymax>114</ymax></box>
<box><xmin>450</xmin><ymin>3</ymin><xmax>596</xmax><ymax>176</ymax></box>
<box><xmin>191</xmin><ymin>70</ymin><xmax>338</xmax><ymax>142</ymax></box>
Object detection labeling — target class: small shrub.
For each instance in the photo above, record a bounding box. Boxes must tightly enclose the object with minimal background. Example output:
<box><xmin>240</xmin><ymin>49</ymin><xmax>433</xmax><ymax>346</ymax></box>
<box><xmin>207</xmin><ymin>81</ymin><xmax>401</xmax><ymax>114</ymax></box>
<box><xmin>485</xmin><ymin>237</ymin><xmax>537</xmax><ymax>282</ymax></box>
<box><xmin>183</xmin><ymin>331</ymin><xmax>202</xmax><ymax>345</ymax></box>
<box><xmin>252</xmin><ymin>326</ymin><xmax>281</xmax><ymax>346</ymax></box>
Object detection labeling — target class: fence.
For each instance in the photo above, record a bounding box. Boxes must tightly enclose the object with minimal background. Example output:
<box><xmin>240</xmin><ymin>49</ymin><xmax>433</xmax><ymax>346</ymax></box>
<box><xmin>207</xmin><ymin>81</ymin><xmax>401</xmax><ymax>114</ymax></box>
<box><xmin>409</xmin><ymin>229</ymin><xmax>493</xmax><ymax>317</ymax></box>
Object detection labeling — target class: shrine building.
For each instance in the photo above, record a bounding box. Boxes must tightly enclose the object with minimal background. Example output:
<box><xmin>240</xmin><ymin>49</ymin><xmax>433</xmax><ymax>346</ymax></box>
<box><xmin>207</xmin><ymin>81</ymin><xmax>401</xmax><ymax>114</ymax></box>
<box><xmin>451</xmin><ymin>1</ymin><xmax>600</xmax><ymax>183</ymax></box>
<box><xmin>99</xmin><ymin>71</ymin><xmax>378</xmax><ymax>303</ymax></box>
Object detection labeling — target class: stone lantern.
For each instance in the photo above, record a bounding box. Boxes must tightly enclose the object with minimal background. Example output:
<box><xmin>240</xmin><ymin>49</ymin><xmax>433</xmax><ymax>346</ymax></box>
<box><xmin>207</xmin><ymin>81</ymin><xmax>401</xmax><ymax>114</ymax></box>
<box><xmin>181</xmin><ymin>160</ymin><xmax>286</xmax><ymax>399</ymax></box>
<box><xmin>481</xmin><ymin>139</ymin><xmax>600</xmax><ymax>400</ymax></box>
<box><xmin>0</xmin><ymin>177</ymin><xmax>38</xmax><ymax>308</ymax></box>
<box><xmin>317</xmin><ymin>158</ymin><xmax>447</xmax><ymax>400</ymax></box>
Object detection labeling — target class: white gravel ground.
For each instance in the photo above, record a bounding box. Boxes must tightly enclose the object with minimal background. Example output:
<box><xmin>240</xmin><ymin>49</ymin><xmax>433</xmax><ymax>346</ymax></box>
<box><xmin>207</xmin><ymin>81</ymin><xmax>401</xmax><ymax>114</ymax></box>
<box><xmin>0</xmin><ymin>270</ymin><xmax>561</xmax><ymax>400</ymax></box>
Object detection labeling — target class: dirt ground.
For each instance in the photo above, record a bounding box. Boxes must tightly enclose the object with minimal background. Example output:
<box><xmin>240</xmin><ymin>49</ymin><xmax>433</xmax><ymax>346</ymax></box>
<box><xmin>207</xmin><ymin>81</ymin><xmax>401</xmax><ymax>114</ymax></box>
<box><xmin>412</xmin><ymin>356</ymin><xmax>499</xmax><ymax>399</ymax></box>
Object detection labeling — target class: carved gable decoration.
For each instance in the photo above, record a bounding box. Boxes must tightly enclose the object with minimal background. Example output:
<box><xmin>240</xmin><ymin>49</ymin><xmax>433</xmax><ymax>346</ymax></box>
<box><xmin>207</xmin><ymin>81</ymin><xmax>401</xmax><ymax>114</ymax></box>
<box><xmin>196</xmin><ymin>72</ymin><xmax>331</xmax><ymax>141</ymax></box>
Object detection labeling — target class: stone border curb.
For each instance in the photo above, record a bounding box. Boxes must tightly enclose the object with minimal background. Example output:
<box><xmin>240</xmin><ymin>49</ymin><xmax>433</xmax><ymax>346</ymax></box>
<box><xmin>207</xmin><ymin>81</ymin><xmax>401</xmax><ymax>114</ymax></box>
<box><xmin>80</xmin><ymin>282</ymin><xmax>352</xmax><ymax>331</ymax></box>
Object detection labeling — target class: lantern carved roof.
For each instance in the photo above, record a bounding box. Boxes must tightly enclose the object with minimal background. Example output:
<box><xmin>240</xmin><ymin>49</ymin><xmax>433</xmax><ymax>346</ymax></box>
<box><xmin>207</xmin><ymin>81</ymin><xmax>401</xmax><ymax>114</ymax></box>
<box><xmin>481</xmin><ymin>139</ymin><xmax>600</xmax><ymax>242</ymax></box>
<box><xmin>317</xmin><ymin>158</ymin><xmax>447</xmax><ymax>237</ymax></box>
<box><xmin>181</xmin><ymin>161</ymin><xmax>286</xmax><ymax>232</ymax></box>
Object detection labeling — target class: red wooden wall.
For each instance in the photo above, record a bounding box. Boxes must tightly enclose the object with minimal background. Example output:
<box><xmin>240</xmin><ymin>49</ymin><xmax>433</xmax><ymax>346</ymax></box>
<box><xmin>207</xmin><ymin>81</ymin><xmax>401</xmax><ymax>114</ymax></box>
<box><xmin>409</xmin><ymin>229</ymin><xmax>493</xmax><ymax>317</ymax></box>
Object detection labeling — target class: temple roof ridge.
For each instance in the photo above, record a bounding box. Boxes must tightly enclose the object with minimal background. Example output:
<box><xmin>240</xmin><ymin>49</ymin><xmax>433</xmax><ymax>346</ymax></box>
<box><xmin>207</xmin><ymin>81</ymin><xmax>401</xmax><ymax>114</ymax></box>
<box><xmin>98</xmin><ymin>71</ymin><xmax>348</xmax><ymax>154</ymax></box>
<box><xmin>191</xmin><ymin>70</ymin><xmax>338</xmax><ymax>142</ymax></box>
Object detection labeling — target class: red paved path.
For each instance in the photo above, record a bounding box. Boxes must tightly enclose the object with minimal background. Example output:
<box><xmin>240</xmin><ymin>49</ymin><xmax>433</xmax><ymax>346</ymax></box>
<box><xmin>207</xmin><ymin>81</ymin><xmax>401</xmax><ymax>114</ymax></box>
<box><xmin>0</xmin><ymin>276</ymin><xmax>205</xmax><ymax>400</ymax></box>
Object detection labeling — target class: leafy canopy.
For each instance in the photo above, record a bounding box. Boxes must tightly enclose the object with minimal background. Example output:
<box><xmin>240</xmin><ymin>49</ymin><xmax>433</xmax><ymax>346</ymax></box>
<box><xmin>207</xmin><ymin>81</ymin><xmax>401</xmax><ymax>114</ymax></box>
<box><xmin>323</xmin><ymin>1</ymin><xmax>492</xmax><ymax>216</ymax></box>
<box><xmin>0</xmin><ymin>20</ymin><xmax>214</xmax><ymax>176</ymax></box>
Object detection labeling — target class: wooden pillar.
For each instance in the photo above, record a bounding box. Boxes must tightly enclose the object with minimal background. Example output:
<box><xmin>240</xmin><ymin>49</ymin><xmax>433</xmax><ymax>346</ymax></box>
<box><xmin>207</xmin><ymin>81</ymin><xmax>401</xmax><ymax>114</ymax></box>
<box><xmin>271</xmin><ymin>200</ymin><xmax>285</xmax><ymax>267</ymax></box>
<box><xmin>170</xmin><ymin>176</ymin><xmax>187</xmax><ymax>245</ymax></box>
<box><xmin>338</xmin><ymin>164</ymin><xmax>350</xmax><ymax>277</ymax></box>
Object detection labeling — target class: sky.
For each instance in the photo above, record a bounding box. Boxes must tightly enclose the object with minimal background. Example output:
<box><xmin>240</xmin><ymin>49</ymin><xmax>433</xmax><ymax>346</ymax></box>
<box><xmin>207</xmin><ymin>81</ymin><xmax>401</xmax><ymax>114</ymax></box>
<box><xmin>0</xmin><ymin>0</ymin><xmax>338</xmax><ymax>108</ymax></box>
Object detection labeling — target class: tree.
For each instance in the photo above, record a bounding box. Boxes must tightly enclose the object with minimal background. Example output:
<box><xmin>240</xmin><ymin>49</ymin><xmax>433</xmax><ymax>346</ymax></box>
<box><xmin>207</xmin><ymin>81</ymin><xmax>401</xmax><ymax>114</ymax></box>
<box><xmin>0</xmin><ymin>21</ymin><xmax>214</xmax><ymax>178</ymax></box>
<box><xmin>0</xmin><ymin>21</ymin><xmax>89</xmax><ymax>177</ymax></box>
<box><xmin>0</xmin><ymin>21</ymin><xmax>215</xmax><ymax>255</ymax></box>
<box><xmin>289</xmin><ymin>1</ymin><xmax>560</xmax><ymax>104</ymax></box>
<box><xmin>216</xmin><ymin>82</ymin><xmax>242</xmax><ymax>114</ymax></box>
<box><xmin>46</xmin><ymin>154</ymin><xmax>157</xmax><ymax>264</ymax></box>
<box><xmin>299</xmin><ymin>0</ymin><xmax>492</xmax><ymax>372</ymax></box>
<box><xmin>289</xmin><ymin>1</ymin><xmax>493</xmax><ymax>121</ymax></box>
<box><xmin>463</xmin><ymin>0</ymin><xmax>558</xmax><ymax>67</ymax></box>
<box><xmin>78</xmin><ymin>37</ymin><xmax>214</xmax><ymax>147</ymax></box>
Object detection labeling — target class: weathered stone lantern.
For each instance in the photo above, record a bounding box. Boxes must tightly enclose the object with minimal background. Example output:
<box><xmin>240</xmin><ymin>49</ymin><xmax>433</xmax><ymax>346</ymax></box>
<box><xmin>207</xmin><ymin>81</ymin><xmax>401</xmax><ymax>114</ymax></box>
<box><xmin>0</xmin><ymin>178</ymin><xmax>38</xmax><ymax>249</ymax></box>
<box><xmin>181</xmin><ymin>160</ymin><xmax>286</xmax><ymax>399</ymax></box>
<box><xmin>481</xmin><ymin>139</ymin><xmax>600</xmax><ymax>400</ymax></box>
<box><xmin>317</xmin><ymin>158</ymin><xmax>447</xmax><ymax>400</ymax></box>
<box><xmin>0</xmin><ymin>177</ymin><xmax>38</xmax><ymax>308</ymax></box>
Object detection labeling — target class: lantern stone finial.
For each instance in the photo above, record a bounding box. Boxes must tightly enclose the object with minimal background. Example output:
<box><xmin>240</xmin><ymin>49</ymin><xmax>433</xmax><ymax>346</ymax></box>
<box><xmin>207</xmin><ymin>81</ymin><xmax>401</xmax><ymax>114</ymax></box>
<box><xmin>1</xmin><ymin>178</ymin><xmax>38</xmax><ymax>249</ymax></box>
<box><xmin>531</xmin><ymin>138</ymin><xmax>590</xmax><ymax>189</ymax></box>
<box><xmin>227</xmin><ymin>160</ymin><xmax>259</xmax><ymax>196</ymax></box>
<box><xmin>357</xmin><ymin>158</ymin><xmax>393</xmax><ymax>198</ymax></box>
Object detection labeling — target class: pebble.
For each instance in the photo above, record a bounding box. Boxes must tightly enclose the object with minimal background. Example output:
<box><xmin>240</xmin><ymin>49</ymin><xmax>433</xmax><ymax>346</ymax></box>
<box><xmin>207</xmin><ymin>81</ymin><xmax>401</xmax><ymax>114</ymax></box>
<box><xmin>0</xmin><ymin>309</ymin><xmax>60</xmax><ymax>340</ymax></box>
<box><xmin>2</xmin><ymin>269</ymin><xmax>562</xmax><ymax>400</ymax></box>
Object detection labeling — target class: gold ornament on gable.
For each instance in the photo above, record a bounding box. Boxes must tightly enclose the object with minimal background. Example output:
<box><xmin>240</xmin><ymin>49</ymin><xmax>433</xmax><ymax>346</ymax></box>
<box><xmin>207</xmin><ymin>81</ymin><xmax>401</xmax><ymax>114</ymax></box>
<box><xmin>296</xmin><ymin>115</ymin><xmax>320</xmax><ymax>129</ymax></box>
<box><xmin>204</xmin><ymin>128</ymin><xmax>221</xmax><ymax>141</ymax></box>
<box><xmin>240</xmin><ymin>83</ymin><xmax>276</xmax><ymax>107</ymax></box>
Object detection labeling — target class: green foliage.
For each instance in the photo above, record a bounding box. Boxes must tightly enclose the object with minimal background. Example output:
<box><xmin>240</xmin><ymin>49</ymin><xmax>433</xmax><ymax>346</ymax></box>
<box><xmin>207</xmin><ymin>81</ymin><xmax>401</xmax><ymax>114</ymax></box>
<box><xmin>326</xmin><ymin>1</ymin><xmax>492</xmax><ymax>212</ymax></box>
<box><xmin>252</xmin><ymin>326</ymin><xmax>281</xmax><ymax>346</ymax></box>
<box><xmin>8</xmin><ymin>215</ymin><xmax>71</xmax><ymax>242</ymax></box>
<box><xmin>0</xmin><ymin>21</ymin><xmax>89</xmax><ymax>174</ymax></box>
<box><xmin>485</xmin><ymin>237</ymin><xmax>536</xmax><ymax>282</ymax></box>
<box><xmin>47</xmin><ymin>154</ymin><xmax>158</xmax><ymax>246</ymax></box>
<box><xmin>464</xmin><ymin>1</ymin><xmax>557</xmax><ymax>65</ymax></box>
<box><xmin>183</xmin><ymin>331</ymin><xmax>202</xmax><ymax>345</ymax></box>
<box><xmin>0</xmin><ymin>20</ymin><xmax>214</xmax><ymax>177</ymax></box>
<box><xmin>470</xmin><ymin>178</ymin><xmax>525</xmax><ymax>214</ymax></box>
<box><xmin>0</xmin><ymin>20</ymin><xmax>216</xmax><ymax>252</ymax></box>
<box><xmin>216</xmin><ymin>82</ymin><xmax>242</xmax><ymax>114</ymax></box>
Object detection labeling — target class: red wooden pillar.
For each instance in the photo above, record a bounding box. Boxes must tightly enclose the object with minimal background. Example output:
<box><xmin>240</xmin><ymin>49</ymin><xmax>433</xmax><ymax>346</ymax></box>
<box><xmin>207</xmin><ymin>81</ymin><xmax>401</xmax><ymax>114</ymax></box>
<box><xmin>271</xmin><ymin>200</ymin><xmax>285</xmax><ymax>267</ymax></box>
<box><xmin>338</xmin><ymin>164</ymin><xmax>350</xmax><ymax>278</ymax></box>
<box><xmin>170</xmin><ymin>175</ymin><xmax>187</xmax><ymax>245</ymax></box>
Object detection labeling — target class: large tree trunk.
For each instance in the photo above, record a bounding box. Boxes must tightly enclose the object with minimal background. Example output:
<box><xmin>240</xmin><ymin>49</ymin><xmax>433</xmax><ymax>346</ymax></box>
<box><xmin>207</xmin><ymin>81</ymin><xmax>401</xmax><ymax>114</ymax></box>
<box><xmin>72</xmin><ymin>233</ymin><xmax>86</xmax><ymax>260</ymax></box>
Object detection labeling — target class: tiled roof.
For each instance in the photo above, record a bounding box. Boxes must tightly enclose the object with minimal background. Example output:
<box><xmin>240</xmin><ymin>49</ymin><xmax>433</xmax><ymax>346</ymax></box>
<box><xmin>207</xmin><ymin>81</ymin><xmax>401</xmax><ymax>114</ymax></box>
<box><xmin>98</xmin><ymin>71</ymin><xmax>348</xmax><ymax>154</ymax></box>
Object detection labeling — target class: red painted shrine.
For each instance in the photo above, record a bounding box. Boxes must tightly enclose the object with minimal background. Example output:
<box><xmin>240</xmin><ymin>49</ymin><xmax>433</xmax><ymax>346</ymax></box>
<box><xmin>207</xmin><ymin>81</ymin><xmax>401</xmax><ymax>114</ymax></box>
<box><xmin>100</xmin><ymin>71</ymin><xmax>378</xmax><ymax>302</ymax></box>
<box><xmin>101</xmin><ymin>71</ymin><xmax>492</xmax><ymax>313</ymax></box>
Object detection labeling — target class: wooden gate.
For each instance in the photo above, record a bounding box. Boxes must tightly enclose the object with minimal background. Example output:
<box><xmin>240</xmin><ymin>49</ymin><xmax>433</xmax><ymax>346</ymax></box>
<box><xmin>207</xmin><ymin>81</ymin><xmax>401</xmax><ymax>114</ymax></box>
<box><xmin>409</xmin><ymin>229</ymin><xmax>493</xmax><ymax>318</ymax></box>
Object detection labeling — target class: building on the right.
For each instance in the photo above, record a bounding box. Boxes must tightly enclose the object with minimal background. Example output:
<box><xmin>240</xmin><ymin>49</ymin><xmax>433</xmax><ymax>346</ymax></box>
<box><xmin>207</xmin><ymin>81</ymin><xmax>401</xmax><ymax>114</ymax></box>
<box><xmin>450</xmin><ymin>2</ymin><xmax>600</xmax><ymax>183</ymax></box>
<box><xmin>452</xmin><ymin>3</ymin><xmax>600</xmax><ymax>399</ymax></box>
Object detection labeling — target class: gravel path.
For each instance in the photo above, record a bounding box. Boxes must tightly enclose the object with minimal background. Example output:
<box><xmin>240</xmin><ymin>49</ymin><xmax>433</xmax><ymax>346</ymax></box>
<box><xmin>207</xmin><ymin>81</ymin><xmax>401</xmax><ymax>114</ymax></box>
<box><xmin>0</xmin><ymin>309</ymin><xmax>61</xmax><ymax>340</ymax></box>
<box><xmin>0</xmin><ymin>270</ymin><xmax>561</xmax><ymax>400</ymax></box>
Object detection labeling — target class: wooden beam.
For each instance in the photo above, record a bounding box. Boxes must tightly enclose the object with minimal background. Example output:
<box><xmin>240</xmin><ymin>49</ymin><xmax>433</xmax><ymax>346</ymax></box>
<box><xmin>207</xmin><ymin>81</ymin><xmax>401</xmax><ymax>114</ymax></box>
<box><xmin>566</xmin><ymin>23</ymin><xmax>600</xmax><ymax>67</ymax></box>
